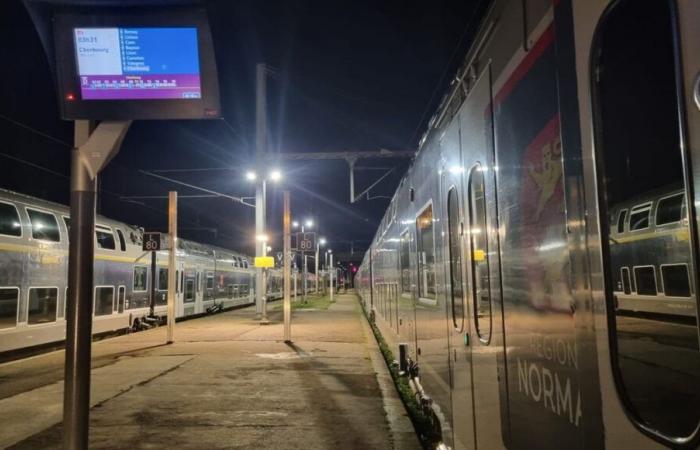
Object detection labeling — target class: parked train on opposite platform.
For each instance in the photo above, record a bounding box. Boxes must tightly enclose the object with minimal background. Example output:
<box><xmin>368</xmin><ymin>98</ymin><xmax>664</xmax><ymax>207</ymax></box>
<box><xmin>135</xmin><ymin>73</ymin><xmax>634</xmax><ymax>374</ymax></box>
<box><xmin>0</xmin><ymin>188</ymin><xmax>314</xmax><ymax>355</ymax></box>
<box><xmin>358</xmin><ymin>0</ymin><xmax>700</xmax><ymax>449</ymax></box>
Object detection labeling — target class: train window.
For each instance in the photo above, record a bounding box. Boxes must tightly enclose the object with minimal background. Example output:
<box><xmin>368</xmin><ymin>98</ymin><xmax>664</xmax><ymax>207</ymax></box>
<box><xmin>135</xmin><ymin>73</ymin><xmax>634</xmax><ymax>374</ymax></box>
<box><xmin>0</xmin><ymin>202</ymin><xmax>22</xmax><ymax>237</ymax></box>
<box><xmin>633</xmin><ymin>266</ymin><xmax>657</xmax><ymax>296</ymax></box>
<box><xmin>661</xmin><ymin>264</ymin><xmax>691</xmax><ymax>297</ymax></box>
<box><xmin>185</xmin><ymin>280</ymin><xmax>195</xmax><ymax>303</ymax></box>
<box><xmin>0</xmin><ymin>288</ymin><xmax>19</xmax><ymax>329</ymax></box>
<box><xmin>115</xmin><ymin>229</ymin><xmax>127</xmax><ymax>251</ymax></box>
<box><xmin>95</xmin><ymin>226</ymin><xmax>116</xmax><ymax>250</ymax></box>
<box><xmin>26</xmin><ymin>209</ymin><xmax>60</xmax><ymax>242</ymax></box>
<box><xmin>447</xmin><ymin>187</ymin><xmax>464</xmax><ymax>331</ymax></box>
<box><xmin>628</xmin><ymin>203</ymin><xmax>651</xmax><ymax>231</ymax></box>
<box><xmin>27</xmin><ymin>287</ymin><xmax>57</xmax><ymax>324</ymax></box>
<box><xmin>94</xmin><ymin>287</ymin><xmax>114</xmax><ymax>316</ymax></box>
<box><xmin>616</xmin><ymin>209</ymin><xmax>627</xmax><ymax>234</ymax></box>
<box><xmin>621</xmin><ymin>267</ymin><xmax>631</xmax><ymax>295</ymax></box>
<box><xmin>592</xmin><ymin>0</ymin><xmax>700</xmax><ymax>440</ymax></box>
<box><xmin>227</xmin><ymin>285</ymin><xmax>234</xmax><ymax>298</ymax></box>
<box><xmin>206</xmin><ymin>273</ymin><xmax>214</xmax><ymax>289</ymax></box>
<box><xmin>656</xmin><ymin>193</ymin><xmax>684</xmax><ymax>226</ymax></box>
<box><xmin>468</xmin><ymin>165</ymin><xmax>492</xmax><ymax>343</ymax></box>
<box><xmin>400</xmin><ymin>231</ymin><xmax>411</xmax><ymax>293</ymax></box>
<box><xmin>63</xmin><ymin>217</ymin><xmax>70</xmax><ymax>233</ymax></box>
<box><xmin>133</xmin><ymin>266</ymin><xmax>147</xmax><ymax>292</ymax></box>
<box><xmin>158</xmin><ymin>269</ymin><xmax>168</xmax><ymax>291</ymax></box>
<box><xmin>416</xmin><ymin>204</ymin><xmax>436</xmax><ymax>301</ymax></box>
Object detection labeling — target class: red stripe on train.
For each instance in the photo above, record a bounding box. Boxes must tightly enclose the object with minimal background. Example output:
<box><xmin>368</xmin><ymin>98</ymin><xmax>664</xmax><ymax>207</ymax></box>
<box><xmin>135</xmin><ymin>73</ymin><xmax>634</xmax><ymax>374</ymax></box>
<box><xmin>493</xmin><ymin>23</ymin><xmax>555</xmax><ymax>107</ymax></box>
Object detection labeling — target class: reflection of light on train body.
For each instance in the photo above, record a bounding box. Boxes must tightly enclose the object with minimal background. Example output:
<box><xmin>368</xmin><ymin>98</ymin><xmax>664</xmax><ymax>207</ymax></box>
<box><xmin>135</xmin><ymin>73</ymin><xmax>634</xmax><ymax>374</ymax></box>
<box><xmin>536</xmin><ymin>241</ymin><xmax>567</xmax><ymax>252</ymax></box>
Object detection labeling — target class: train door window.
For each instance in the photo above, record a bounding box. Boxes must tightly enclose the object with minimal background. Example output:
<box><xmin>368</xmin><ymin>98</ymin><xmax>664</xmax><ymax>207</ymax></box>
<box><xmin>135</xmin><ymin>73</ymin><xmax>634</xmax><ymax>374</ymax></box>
<box><xmin>206</xmin><ymin>272</ymin><xmax>214</xmax><ymax>289</ymax></box>
<box><xmin>185</xmin><ymin>280</ymin><xmax>195</xmax><ymax>303</ymax></box>
<box><xmin>416</xmin><ymin>204</ymin><xmax>436</xmax><ymax>301</ymax></box>
<box><xmin>621</xmin><ymin>267</ymin><xmax>631</xmax><ymax>295</ymax></box>
<box><xmin>133</xmin><ymin>266</ymin><xmax>147</xmax><ymax>292</ymax></box>
<box><xmin>180</xmin><ymin>271</ymin><xmax>184</xmax><ymax>293</ymax></box>
<box><xmin>94</xmin><ymin>287</ymin><xmax>114</xmax><ymax>316</ymax></box>
<box><xmin>27</xmin><ymin>287</ymin><xmax>57</xmax><ymax>324</ymax></box>
<box><xmin>0</xmin><ymin>288</ymin><xmax>19</xmax><ymax>329</ymax></box>
<box><xmin>592</xmin><ymin>0</ymin><xmax>700</xmax><ymax>440</ymax></box>
<box><xmin>656</xmin><ymin>193</ymin><xmax>684</xmax><ymax>226</ymax></box>
<box><xmin>62</xmin><ymin>217</ymin><xmax>70</xmax><ymax>235</ymax></box>
<box><xmin>26</xmin><ymin>209</ymin><xmax>60</xmax><ymax>242</ymax></box>
<box><xmin>95</xmin><ymin>226</ymin><xmax>115</xmax><ymax>250</ymax></box>
<box><xmin>117</xmin><ymin>286</ymin><xmax>125</xmax><ymax>313</ymax></box>
<box><xmin>175</xmin><ymin>271</ymin><xmax>179</xmax><ymax>293</ymax></box>
<box><xmin>661</xmin><ymin>264</ymin><xmax>691</xmax><ymax>297</ymax></box>
<box><xmin>447</xmin><ymin>187</ymin><xmax>464</xmax><ymax>331</ymax></box>
<box><xmin>468</xmin><ymin>165</ymin><xmax>492</xmax><ymax>343</ymax></box>
<box><xmin>115</xmin><ymin>229</ymin><xmax>127</xmax><ymax>251</ymax></box>
<box><xmin>400</xmin><ymin>231</ymin><xmax>411</xmax><ymax>294</ymax></box>
<box><xmin>0</xmin><ymin>202</ymin><xmax>22</xmax><ymax>237</ymax></box>
<box><xmin>227</xmin><ymin>285</ymin><xmax>234</xmax><ymax>298</ymax></box>
<box><xmin>628</xmin><ymin>203</ymin><xmax>651</xmax><ymax>231</ymax></box>
<box><xmin>196</xmin><ymin>272</ymin><xmax>200</xmax><ymax>293</ymax></box>
<box><xmin>633</xmin><ymin>266</ymin><xmax>657</xmax><ymax>296</ymax></box>
<box><xmin>158</xmin><ymin>269</ymin><xmax>168</xmax><ymax>291</ymax></box>
<box><xmin>616</xmin><ymin>209</ymin><xmax>627</xmax><ymax>234</ymax></box>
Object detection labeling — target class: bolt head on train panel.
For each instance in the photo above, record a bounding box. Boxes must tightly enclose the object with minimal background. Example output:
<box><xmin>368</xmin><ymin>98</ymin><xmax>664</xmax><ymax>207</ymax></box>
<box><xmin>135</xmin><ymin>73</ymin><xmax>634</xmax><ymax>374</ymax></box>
<box><xmin>29</xmin><ymin>1</ymin><xmax>221</xmax><ymax>120</ymax></box>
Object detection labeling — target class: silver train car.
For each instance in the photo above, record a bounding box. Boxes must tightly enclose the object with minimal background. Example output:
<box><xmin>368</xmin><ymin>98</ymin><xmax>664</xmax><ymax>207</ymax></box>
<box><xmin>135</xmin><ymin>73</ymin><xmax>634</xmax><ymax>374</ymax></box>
<box><xmin>610</xmin><ymin>187</ymin><xmax>697</xmax><ymax>318</ymax></box>
<box><xmin>358</xmin><ymin>0</ymin><xmax>700</xmax><ymax>448</ymax></box>
<box><xmin>0</xmin><ymin>188</ymin><xmax>315</xmax><ymax>355</ymax></box>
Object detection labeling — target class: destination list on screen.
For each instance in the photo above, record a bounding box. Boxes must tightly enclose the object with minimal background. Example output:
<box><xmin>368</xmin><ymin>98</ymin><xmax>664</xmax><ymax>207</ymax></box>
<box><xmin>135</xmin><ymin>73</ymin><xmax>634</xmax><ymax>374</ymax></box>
<box><xmin>74</xmin><ymin>27</ymin><xmax>201</xmax><ymax>100</ymax></box>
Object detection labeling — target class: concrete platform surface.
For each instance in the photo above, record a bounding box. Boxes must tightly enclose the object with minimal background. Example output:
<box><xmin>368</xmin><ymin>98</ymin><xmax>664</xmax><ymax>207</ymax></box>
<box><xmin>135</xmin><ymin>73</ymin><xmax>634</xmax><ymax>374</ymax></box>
<box><xmin>0</xmin><ymin>292</ymin><xmax>420</xmax><ymax>450</ymax></box>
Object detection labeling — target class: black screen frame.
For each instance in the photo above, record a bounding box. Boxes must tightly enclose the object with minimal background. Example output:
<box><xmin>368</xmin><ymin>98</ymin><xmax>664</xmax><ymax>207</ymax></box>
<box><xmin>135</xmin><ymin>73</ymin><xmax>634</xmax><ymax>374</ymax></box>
<box><xmin>53</xmin><ymin>6</ymin><xmax>220</xmax><ymax>120</ymax></box>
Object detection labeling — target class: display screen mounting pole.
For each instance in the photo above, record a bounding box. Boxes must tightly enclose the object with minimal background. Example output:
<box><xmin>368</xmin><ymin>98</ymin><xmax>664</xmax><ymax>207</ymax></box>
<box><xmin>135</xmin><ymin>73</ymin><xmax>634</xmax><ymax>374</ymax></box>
<box><xmin>64</xmin><ymin>119</ymin><xmax>131</xmax><ymax>450</ymax></box>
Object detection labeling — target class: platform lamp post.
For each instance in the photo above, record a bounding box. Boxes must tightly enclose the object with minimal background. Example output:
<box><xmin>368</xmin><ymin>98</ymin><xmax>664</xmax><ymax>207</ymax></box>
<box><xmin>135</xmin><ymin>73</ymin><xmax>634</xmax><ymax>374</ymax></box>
<box><xmin>247</xmin><ymin>169</ymin><xmax>282</xmax><ymax>320</ymax></box>
<box><xmin>316</xmin><ymin>237</ymin><xmax>326</xmax><ymax>294</ymax></box>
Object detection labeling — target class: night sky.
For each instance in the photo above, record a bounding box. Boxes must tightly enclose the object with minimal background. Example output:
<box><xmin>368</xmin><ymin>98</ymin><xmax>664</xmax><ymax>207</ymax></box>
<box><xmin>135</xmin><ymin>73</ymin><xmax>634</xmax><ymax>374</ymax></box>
<box><xmin>0</xmin><ymin>0</ymin><xmax>485</xmax><ymax>262</ymax></box>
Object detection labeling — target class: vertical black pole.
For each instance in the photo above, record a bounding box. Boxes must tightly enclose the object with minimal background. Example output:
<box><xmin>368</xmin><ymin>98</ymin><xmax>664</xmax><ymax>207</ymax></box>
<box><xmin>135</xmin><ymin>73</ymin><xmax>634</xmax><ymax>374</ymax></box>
<box><xmin>149</xmin><ymin>251</ymin><xmax>156</xmax><ymax>317</ymax></box>
<box><xmin>63</xmin><ymin>144</ymin><xmax>96</xmax><ymax>450</ymax></box>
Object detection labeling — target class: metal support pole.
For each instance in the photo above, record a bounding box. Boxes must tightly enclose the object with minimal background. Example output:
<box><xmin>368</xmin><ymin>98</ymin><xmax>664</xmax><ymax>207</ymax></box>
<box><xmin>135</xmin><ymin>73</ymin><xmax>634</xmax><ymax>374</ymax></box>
<box><xmin>255</xmin><ymin>63</ymin><xmax>267</xmax><ymax>319</ymax></box>
<box><xmin>283</xmin><ymin>191</ymin><xmax>291</xmax><ymax>342</ymax></box>
<box><xmin>303</xmin><ymin>254</ymin><xmax>307</xmax><ymax>301</ymax></box>
<box><xmin>293</xmin><ymin>267</ymin><xmax>298</xmax><ymax>303</ymax></box>
<box><xmin>330</xmin><ymin>253</ymin><xmax>334</xmax><ymax>302</ymax></box>
<box><xmin>63</xmin><ymin>119</ymin><xmax>131</xmax><ymax>450</ymax></box>
<box><xmin>149</xmin><ymin>250</ymin><xmax>156</xmax><ymax>317</ymax></box>
<box><xmin>315</xmin><ymin>245</ymin><xmax>319</xmax><ymax>294</ymax></box>
<box><xmin>167</xmin><ymin>192</ymin><xmax>177</xmax><ymax>343</ymax></box>
<box><xmin>63</xmin><ymin>122</ymin><xmax>96</xmax><ymax>450</ymax></box>
<box><xmin>261</xmin><ymin>223</ymin><xmax>269</xmax><ymax>324</ymax></box>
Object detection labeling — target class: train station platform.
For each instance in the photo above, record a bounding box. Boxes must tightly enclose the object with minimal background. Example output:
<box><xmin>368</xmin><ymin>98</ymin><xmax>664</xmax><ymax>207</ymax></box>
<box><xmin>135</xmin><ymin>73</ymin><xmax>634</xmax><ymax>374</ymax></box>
<box><xmin>0</xmin><ymin>292</ymin><xmax>420</xmax><ymax>450</ymax></box>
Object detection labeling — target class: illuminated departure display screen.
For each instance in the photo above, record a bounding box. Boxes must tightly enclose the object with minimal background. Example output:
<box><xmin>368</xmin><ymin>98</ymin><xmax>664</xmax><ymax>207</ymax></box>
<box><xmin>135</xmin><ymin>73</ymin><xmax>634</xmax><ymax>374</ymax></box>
<box><xmin>74</xmin><ymin>27</ymin><xmax>201</xmax><ymax>100</ymax></box>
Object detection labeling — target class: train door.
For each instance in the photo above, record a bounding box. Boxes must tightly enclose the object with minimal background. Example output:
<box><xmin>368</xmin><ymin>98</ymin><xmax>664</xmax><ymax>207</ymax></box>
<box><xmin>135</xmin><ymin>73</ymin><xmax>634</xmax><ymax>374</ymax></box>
<box><xmin>440</xmin><ymin>126</ymin><xmax>476</xmax><ymax>450</ymax></box>
<box><xmin>195</xmin><ymin>269</ymin><xmax>204</xmax><ymax>314</ymax></box>
<box><xmin>588</xmin><ymin>0</ymin><xmax>700</xmax><ymax>447</ymax></box>
<box><xmin>460</xmin><ymin>65</ymin><xmax>507</xmax><ymax>449</ymax></box>
<box><xmin>176</xmin><ymin>261</ymin><xmax>185</xmax><ymax>317</ymax></box>
<box><xmin>116</xmin><ymin>285</ymin><xmax>125</xmax><ymax>314</ymax></box>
